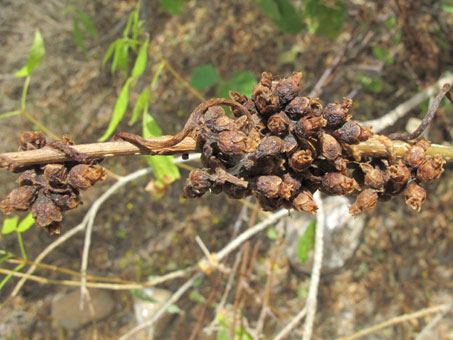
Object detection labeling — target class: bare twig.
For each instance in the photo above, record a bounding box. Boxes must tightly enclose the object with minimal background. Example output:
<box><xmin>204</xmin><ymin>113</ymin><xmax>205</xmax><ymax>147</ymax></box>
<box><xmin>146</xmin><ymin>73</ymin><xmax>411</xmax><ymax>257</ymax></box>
<box><xmin>363</xmin><ymin>75</ymin><xmax>453</xmax><ymax>133</ymax></box>
<box><xmin>388</xmin><ymin>84</ymin><xmax>452</xmax><ymax>140</ymax></box>
<box><xmin>274</xmin><ymin>308</ymin><xmax>307</xmax><ymax>340</ymax></box>
<box><xmin>118</xmin><ymin>272</ymin><xmax>203</xmax><ymax>340</ymax></box>
<box><xmin>302</xmin><ymin>191</ymin><xmax>325</xmax><ymax>340</ymax></box>
<box><xmin>414</xmin><ymin>302</ymin><xmax>453</xmax><ymax>340</ymax></box>
<box><xmin>335</xmin><ymin>303</ymin><xmax>452</xmax><ymax>340</ymax></box>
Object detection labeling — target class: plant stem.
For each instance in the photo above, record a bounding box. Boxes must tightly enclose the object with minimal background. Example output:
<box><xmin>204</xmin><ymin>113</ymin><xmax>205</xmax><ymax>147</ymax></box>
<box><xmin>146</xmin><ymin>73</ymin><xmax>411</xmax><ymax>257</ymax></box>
<box><xmin>21</xmin><ymin>76</ymin><xmax>30</xmax><ymax>111</ymax></box>
<box><xmin>1</xmin><ymin>135</ymin><xmax>453</xmax><ymax>173</ymax></box>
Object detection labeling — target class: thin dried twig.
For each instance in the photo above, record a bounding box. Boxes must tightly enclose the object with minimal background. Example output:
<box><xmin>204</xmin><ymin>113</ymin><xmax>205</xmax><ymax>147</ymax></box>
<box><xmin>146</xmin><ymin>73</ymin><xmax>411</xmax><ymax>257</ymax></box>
<box><xmin>414</xmin><ymin>302</ymin><xmax>453</xmax><ymax>340</ymax></box>
<box><xmin>302</xmin><ymin>191</ymin><xmax>325</xmax><ymax>340</ymax></box>
<box><xmin>335</xmin><ymin>303</ymin><xmax>452</xmax><ymax>340</ymax></box>
<box><xmin>363</xmin><ymin>75</ymin><xmax>453</xmax><ymax>133</ymax></box>
<box><xmin>388</xmin><ymin>83</ymin><xmax>452</xmax><ymax>140</ymax></box>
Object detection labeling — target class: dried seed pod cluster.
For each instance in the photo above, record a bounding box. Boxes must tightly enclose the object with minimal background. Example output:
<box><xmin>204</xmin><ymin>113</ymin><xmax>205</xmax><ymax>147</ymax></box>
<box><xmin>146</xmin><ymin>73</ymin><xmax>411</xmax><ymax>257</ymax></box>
<box><xmin>0</xmin><ymin>132</ymin><xmax>106</xmax><ymax>235</ymax></box>
<box><xmin>182</xmin><ymin>72</ymin><xmax>446</xmax><ymax>215</ymax></box>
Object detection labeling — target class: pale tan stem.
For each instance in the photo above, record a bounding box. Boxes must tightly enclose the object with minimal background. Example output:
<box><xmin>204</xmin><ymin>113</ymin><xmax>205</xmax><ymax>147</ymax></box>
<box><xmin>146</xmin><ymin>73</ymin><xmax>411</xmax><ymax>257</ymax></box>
<box><xmin>1</xmin><ymin>135</ymin><xmax>452</xmax><ymax>173</ymax></box>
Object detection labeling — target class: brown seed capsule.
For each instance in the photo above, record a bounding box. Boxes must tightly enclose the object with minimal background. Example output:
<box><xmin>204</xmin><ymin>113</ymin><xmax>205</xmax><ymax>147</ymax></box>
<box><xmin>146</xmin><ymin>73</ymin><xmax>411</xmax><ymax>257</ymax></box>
<box><xmin>387</xmin><ymin>160</ymin><xmax>411</xmax><ymax>186</ymax></box>
<box><xmin>349</xmin><ymin>189</ymin><xmax>378</xmax><ymax>216</ymax></box>
<box><xmin>43</xmin><ymin>164</ymin><xmax>68</xmax><ymax>186</ymax></box>
<box><xmin>46</xmin><ymin>222</ymin><xmax>62</xmax><ymax>235</ymax></box>
<box><xmin>322</xmin><ymin>98</ymin><xmax>352</xmax><ymax>128</ymax></box>
<box><xmin>279</xmin><ymin>173</ymin><xmax>301</xmax><ymax>200</ymax></box>
<box><xmin>333</xmin><ymin>157</ymin><xmax>348</xmax><ymax>172</ymax></box>
<box><xmin>19</xmin><ymin>131</ymin><xmax>46</xmax><ymax>150</ymax></box>
<box><xmin>307</xmin><ymin>98</ymin><xmax>323</xmax><ymax>116</ymax></box>
<box><xmin>68</xmin><ymin>165</ymin><xmax>107</xmax><ymax>190</ymax></box>
<box><xmin>255</xmin><ymin>136</ymin><xmax>284</xmax><ymax>158</ymax></box>
<box><xmin>222</xmin><ymin>183</ymin><xmax>251</xmax><ymax>199</ymax></box>
<box><xmin>218</xmin><ymin>131</ymin><xmax>254</xmax><ymax>155</ymax></box>
<box><xmin>404</xmin><ymin>139</ymin><xmax>430</xmax><ymax>168</ymax></box>
<box><xmin>285</xmin><ymin>96</ymin><xmax>311</xmax><ymax>117</ymax></box>
<box><xmin>1</xmin><ymin>185</ymin><xmax>37</xmax><ymax>214</ymax></box>
<box><xmin>416</xmin><ymin>155</ymin><xmax>445</xmax><ymax>183</ymax></box>
<box><xmin>274</xmin><ymin>72</ymin><xmax>302</xmax><ymax>104</ymax></box>
<box><xmin>31</xmin><ymin>190</ymin><xmax>63</xmax><ymax>227</ymax></box>
<box><xmin>229</xmin><ymin>91</ymin><xmax>257</xmax><ymax>116</ymax></box>
<box><xmin>267</xmin><ymin>111</ymin><xmax>291</xmax><ymax>135</ymax></box>
<box><xmin>320</xmin><ymin>133</ymin><xmax>342</xmax><ymax>160</ymax></box>
<box><xmin>48</xmin><ymin>191</ymin><xmax>80</xmax><ymax>210</ymax></box>
<box><xmin>256</xmin><ymin>176</ymin><xmax>282</xmax><ymax>198</ymax></box>
<box><xmin>183</xmin><ymin>169</ymin><xmax>213</xmax><ymax>198</ymax></box>
<box><xmin>283</xmin><ymin>133</ymin><xmax>299</xmax><ymax>154</ymax></box>
<box><xmin>333</xmin><ymin>121</ymin><xmax>372</xmax><ymax>144</ymax></box>
<box><xmin>360</xmin><ymin>163</ymin><xmax>387</xmax><ymax>191</ymax></box>
<box><xmin>289</xmin><ymin>150</ymin><xmax>313</xmax><ymax>172</ymax></box>
<box><xmin>257</xmin><ymin>194</ymin><xmax>283</xmax><ymax>211</ymax></box>
<box><xmin>293</xmin><ymin>116</ymin><xmax>327</xmax><ymax>138</ymax></box>
<box><xmin>253</xmin><ymin>73</ymin><xmax>279</xmax><ymax>116</ymax></box>
<box><xmin>404</xmin><ymin>182</ymin><xmax>426</xmax><ymax>212</ymax></box>
<box><xmin>321</xmin><ymin>172</ymin><xmax>355</xmax><ymax>195</ymax></box>
<box><xmin>212</xmin><ymin>115</ymin><xmax>236</xmax><ymax>132</ymax></box>
<box><xmin>292</xmin><ymin>190</ymin><xmax>318</xmax><ymax>213</ymax></box>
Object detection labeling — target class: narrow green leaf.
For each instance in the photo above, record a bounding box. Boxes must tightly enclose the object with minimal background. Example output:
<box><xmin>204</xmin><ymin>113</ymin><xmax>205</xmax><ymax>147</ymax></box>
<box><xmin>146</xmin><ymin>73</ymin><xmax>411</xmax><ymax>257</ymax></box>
<box><xmin>189</xmin><ymin>64</ymin><xmax>220</xmax><ymax>90</ymax></box>
<box><xmin>15</xmin><ymin>30</ymin><xmax>46</xmax><ymax>77</ymax></box>
<box><xmin>167</xmin><ymin>304</ymin><xmax>184</xmax><ymax>315</ymax></box>
<box><xmin>297</xmin><ymin>220</ymin><xmax>316</xmax><ymax>263</ymax></box>
<box><xmin>76</xmin><ymin>9</ymin><xmax>98</xmax><ymax>38</ymax></box>
<box><xmin>189</xmin><ymin>290</ymin><xmax>206</xmax><ymax>304</ymax></box>
<box><xmin>142</xmin><ymin>112</ymin><xmax>180</xmax><ymax>183</ymax></box>
<box><xmin>129</xmin><ymin>88</ymin><xmax>150</xmax><ymax>125</ymax></box>
<box><xmin>131</xmin><ymin>38</ymin><xmax>149</xmax><ymax>78</ymax></box>
<box><xmin>2</xmin><ymin>216</ymin><xmax>19</xmax><ymax>235</ymax></box>
<box><xmin>72</xmin><ymin>18</ymin><xmax>87</xmax><ymax>54</ymax></box>
<box><xmin>131</xmin><ymin>10</ymin><xmax>140</xmax><ymax>48</ymax></box>
<box><xmin>99</xmin><ymin>77</ymin><xmax>133</xmax><ymax>141</ymax></box>
<box><xmin>159</xmin><ymin>0</ymin><xmax>184</xmax><ymax>15</ymax></box>
<box><xmin>102</xmin><ymin>40</ymin><xmax>119</xmax><ymax>68</ymax></box>
<box><xmin>111</xmin><ymin>42</ymin><xmax>121</xmax><ymax>74</ymax></box>
<box><xmin>256</xmin><ymin>0</ymin><xmax>306</xmax><ymax>34</ymax></box>
<box><xmin>0</xmin><ymin>264</ymin><xmax>25</xmax><ymax>291</ymax></box>
<box><xmin>0</xmin><ymin>110</ymin><xmax>22</xmax><ymax>120</ymax></box>
<box><xmin>150</xmin><ymin>61</ymin><xmax>166</xmax><ymax>90</ymax></box>
<box><xmin>117</xmin><ymin>43</ymin><xmax>130</xmax><ymax>74</ymax></box>
<box><xmin>17</xmin><ymin>213</ymin><xmax>35</xmax><ymax>233</ymax></box>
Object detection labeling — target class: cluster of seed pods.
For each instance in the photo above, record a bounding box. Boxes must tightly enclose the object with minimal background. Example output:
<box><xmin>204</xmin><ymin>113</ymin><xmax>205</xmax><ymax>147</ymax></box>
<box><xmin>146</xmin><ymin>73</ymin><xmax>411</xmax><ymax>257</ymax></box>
<box><xmin>183</xmin><ymin>72</ymin><xmax>446</xmax><ymax>215</ymax></box>
<box><xmin>0</xmin><ymin>132</ymin><xmax>106</xmax><ymax>235</ymax></box>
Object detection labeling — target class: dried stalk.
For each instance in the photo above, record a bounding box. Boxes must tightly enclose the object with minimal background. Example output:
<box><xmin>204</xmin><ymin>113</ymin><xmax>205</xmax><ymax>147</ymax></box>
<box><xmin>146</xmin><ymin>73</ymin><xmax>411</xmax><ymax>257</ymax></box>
<box><xmin>1</xmin><ymin>135</ymin><xmax>452</xmax><ymax>173</ymax></box>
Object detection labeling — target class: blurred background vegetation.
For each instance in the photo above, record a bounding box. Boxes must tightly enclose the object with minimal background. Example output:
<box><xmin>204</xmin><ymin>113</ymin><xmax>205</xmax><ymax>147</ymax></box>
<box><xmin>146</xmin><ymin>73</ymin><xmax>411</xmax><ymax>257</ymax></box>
<box><xmin>0</xmin><ymin>0</ymin><xmax>452</xmax><ymax>339</ymax></box>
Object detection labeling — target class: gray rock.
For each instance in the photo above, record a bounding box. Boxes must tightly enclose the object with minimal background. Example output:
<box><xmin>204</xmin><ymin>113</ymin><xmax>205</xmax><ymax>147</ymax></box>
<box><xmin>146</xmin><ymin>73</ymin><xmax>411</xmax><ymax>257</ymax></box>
<box><xmin>51</xmin><ymin>289</ymin><xmax>114</xmax><ymax>329</ymax></box>
<box><xmin>285</xmin><ymin>196</ymin><xmax>364</xmax><ymax>274</ymax></box>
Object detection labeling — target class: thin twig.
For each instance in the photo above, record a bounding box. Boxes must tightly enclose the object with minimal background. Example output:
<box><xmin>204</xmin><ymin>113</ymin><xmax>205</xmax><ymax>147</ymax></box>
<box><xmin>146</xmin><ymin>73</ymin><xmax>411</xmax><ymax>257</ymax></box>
<box><xmin>302</xmin><ymin>191</ymin><xmax>325</xmax><ymax>340</ymax></box>
<box><xmin>335</xmin><ymin>303</ymin><xmax>452</xmax><ymax>340</ymax></box>
<box><xmin>118</xmin><ymin>272</ymin><xmax>203</xmax><ymax>340</ymax></box>
<box><xmin>388</xmin><ymin>83</ymin><xmax>451</xmax><ymax>140</ymax></box>
<box><xmin>363</xmin><ymin>75</ymin><xmax>453</xmax><ymax>133</ymax></box>
<box><xmin>274</xmin><ymin>308</ymin><xmax>307</xmax><ymax>340</ymax></box>
<box><xmin>414</xmin><ymin>302</ymin><xmax>453</xmax><ymax>340</ymax></box>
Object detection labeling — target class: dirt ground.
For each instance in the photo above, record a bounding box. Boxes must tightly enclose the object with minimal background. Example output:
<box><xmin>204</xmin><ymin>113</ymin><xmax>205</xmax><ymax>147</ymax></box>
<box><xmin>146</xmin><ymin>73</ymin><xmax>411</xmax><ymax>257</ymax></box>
<box><xmin>0</xmin><ymin>0</ymin><xmax>452</xmax><ymax>339</ymax></box>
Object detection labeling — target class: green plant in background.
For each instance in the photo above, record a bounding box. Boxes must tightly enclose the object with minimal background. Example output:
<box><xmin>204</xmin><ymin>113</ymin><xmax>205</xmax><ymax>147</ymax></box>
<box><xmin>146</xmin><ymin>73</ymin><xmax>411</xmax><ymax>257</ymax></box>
<box><xmin>1</xmin><ymin>214</ymin><xmax>35</xmax><ymax>290</ymax></box>
<box><xmin>100</xmin><ymin>2</ymin><xmax>180</xmax><ymax>187</ymax></box>
<box><xmin>216</xmin><ymin>311</ymin><xmax>253</xmax><ymax>340</ymax></box>
<box><xmin>255</xmin><ymin>0</ymin><xmax>345</xmax><ymax>38</ymax></box>
<box><xmin>297</xmin><ymin>219</ymin><xmax>316</xmax><ymax>263</ymax></box>
<box><xmin>189</xmin><ymin>64</ymin><xmax>256</xmax><ymax>98</ymax></box>
<box><xmin>65</xmin><ymin>6</ymin><xmax>98</xmax><ymax>55</ymax></box>
<box><xmin>159</xmin><ymin>0</ymin><xmax>185</xmax><ymax>15</ymax></box>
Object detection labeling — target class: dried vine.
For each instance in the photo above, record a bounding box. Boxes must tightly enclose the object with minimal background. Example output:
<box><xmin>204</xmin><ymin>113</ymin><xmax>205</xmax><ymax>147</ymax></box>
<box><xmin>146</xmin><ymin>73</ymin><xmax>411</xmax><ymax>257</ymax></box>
<box><xmin>0</xmin><ymin>72</ymin><xmax>451</xmax><ymax>234</ymax></box>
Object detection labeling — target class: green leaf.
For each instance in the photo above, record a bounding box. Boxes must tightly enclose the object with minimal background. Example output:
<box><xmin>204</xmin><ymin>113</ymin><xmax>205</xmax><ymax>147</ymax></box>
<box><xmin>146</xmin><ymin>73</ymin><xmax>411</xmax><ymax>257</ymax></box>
<box><xmin>216</xmin><ymin>71</ymin><xmax>256</xmax><ymax>98</ymax></box>
<box><xmin>131</xmin><ymin>38</ymin><xmax>149</xmax><ymax>78</ymax></box>
<box><xmin>15</xmin><ymin>30</ymin><xmax>46</xmax><ymax>77</ymax></box>
<box><xmin>297</xmin><ymin>220</ymin><xmax>316</xmax><ymax>263</ymax></box>
<box><xmin>442</xmin><ymin>3</ymin><xmax>453</xmax><ymax>14</ymax></box>
<box><xmin>150</xmin><ymin>61</ymin><xmax>166</xmax><ymax>90</ymax></box>
<box><xmin>266</xmin><ymin>226</ymin><xmax>278</xmax><ymax>240</ymax></box>
<box><xmin>111</xmin><ymin>42</ymin><xmax>122</xmax><ymax>74</ymax></box>
<box><xmin>2</xmin><ymin>216</ymin><xmax>19</xmax><ymax>235</ymax></box>
<box><xmin>167</xmin><ymin>304</ymin><xmax>184</xmax><ymax>315</ymax></box>
<box><xmin>142</xmin><ymin>112</ymin><xmax>180</xmax><ymax>184</ymax></box>
<box><xmin>356</xmin><ymin>74</ymin><xmax>383</xmax><ymax>93</ymax></box>
<box><xmin>159</xmin><ymin>0</ymin><xmax>184</xmax><ymax>15</ymax></box>
<box><xmin>102</xmin><ymin>40</ymin><xmax>119</xmax><ymax>68</ymax></box>
<box><xmin>117</xmin><ymin>43</ymin><xmax>130</xmax><ymax>74</ymax></box>
<box><xmin>189</xmin><ymin>290</ymin><xmax>206</xmax><ymax>304</ymax></box>
<box><xmin>99</xmin><ymin>77</ymin><xmax>133</xmax><ymax>141</ymax></box>
<box><xmin>304</xmin><ymin>0</ymin><xmax>344</xmax><ymax>38</ymax></box>
<box><xmin>189</xmin><ymin>64</ymin><xmax>220</xmax><ymax>90</ymax></box>
<box><xmin>17</xmin><ymin>213</ymin><xmax>35</xmax><ymax>233</ymax></box>
<box><xmin>129</xmin><ymin>88</ymin><xmax>150</xmax><ymax>125</ymax></box>
<box><xmin>76</xmin><ymin>9</ymin><xmax>98</xmax><ymax>38</ymax></box>
<box><xmin>72</xmin><ymin>18</ymin><xmax>87</xmax><ymax>54</ymax></box>
<box><xmin>255</xmin><ymin>0</ymin><xmax>306</xmax><ymax>34</ymax></box>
